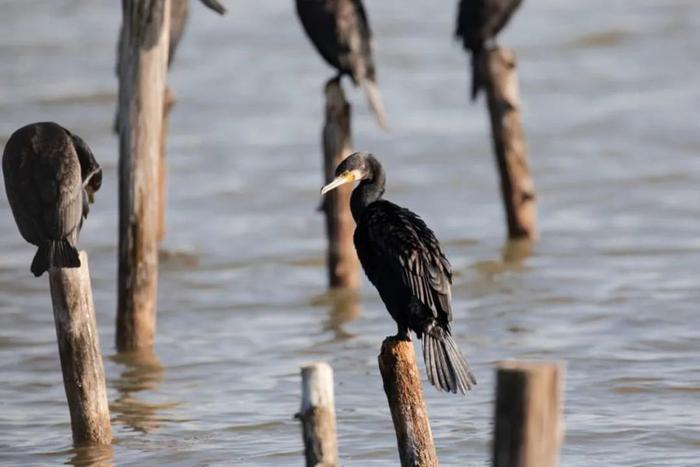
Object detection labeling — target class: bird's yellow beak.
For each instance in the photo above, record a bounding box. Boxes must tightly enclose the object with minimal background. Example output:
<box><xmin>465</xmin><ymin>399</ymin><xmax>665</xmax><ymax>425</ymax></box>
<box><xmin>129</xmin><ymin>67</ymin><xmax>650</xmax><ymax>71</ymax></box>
<box><xmin>321</xmin><ymin>170</ymin><xmax>360</xmax><ymax>195</ymax></box>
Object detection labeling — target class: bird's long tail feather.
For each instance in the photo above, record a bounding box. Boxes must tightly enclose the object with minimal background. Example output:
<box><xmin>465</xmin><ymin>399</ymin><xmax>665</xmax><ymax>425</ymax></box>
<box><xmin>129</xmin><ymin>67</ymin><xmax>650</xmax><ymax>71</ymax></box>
<box><xmin>31</xmin><ymin>240</ymin><xmax>80</xmax><ymax>277</ymax></box>
<box><xmin>362</xmin><ymin>79</ymin><xmax>390</xmax><ymax>132</ymax></box>
<box><xmin>422</xmin><ymin>325</ymin><xmax>476</xmax><ymax>394</ymax></box>
<box><xmin>470</xmin><ymin>47</ymin><xmax>483</xmax><ymax>101</ymax></box>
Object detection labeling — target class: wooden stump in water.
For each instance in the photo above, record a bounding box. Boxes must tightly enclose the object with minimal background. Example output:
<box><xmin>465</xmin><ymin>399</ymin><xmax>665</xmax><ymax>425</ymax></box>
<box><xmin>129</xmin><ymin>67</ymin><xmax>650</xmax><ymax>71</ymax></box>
<box><xmin>116</xmin><ymin>0</ymin><xmax>170</xmax><ymax>352</ymax></box>
<box><xmin>322</xmin><ymin>78</ymin><xmax>359</xmax><ymax>290</ymax></box>
<box><xmin>297</xmin><ymin>362</ymin><xmax>339</xmax><ymax>467</ymax></box>
<box><xmin>493</xmin><ymin>361</ymin><xmax>564</xmax><ymax>467</ymax></box>
<box><xmin>378</xmin><ymin>338</ymin><xmax>438</xmax><ymax>467</ymax></box>
<box><xmin>157</xmin><ymin>86</ymin><xmax>175</xmax><ymax>243</ymax></box>
<box><xmin>481</xmin><ymin>46</ymin><xmax>537</xmax><ymax>241</ymax></box>
<box><xmin>49</xmin><ymin>252</ymin><xmax>112</xmax><ymax>445</ymax></box>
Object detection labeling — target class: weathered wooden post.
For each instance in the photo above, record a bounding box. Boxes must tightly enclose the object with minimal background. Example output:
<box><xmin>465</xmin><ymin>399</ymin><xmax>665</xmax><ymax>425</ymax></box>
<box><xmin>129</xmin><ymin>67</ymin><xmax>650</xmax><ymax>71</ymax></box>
<box><xmin>158</xmin><ymin>86</ymin><xmax>175</xmax><ymax>242</ymax></box>
<box><xmin>493</xmin><ymin>361</ymin><xmax>564</xmax><ymax>467</ymax></box>
<box><xmin>49</xmin><ymin>252</ymin><xmax>112</xmax><ymax>445</ymax></box>
<box><xmin>322</xmin><ymin>78</ymin><xmax>359</xmax><ymax>290</ymax></box>
<box><xmin>378</xmin><ymin>338</ymin><xmax>438</xmax><ymax>467</ymax></box>
<box><xmin>116</xmin><ymin>0</ymin><xmax>171</xmax><ymax>352</ymax></box>
<box><xmin>481</xmin><ymin>46</ymin><xmax>537</xmax><ymax>241</ymax></box>
<box><xmin>296</xmin><ymin>362</ymin><xmax>339</xmax><ymax>467</ymax></box>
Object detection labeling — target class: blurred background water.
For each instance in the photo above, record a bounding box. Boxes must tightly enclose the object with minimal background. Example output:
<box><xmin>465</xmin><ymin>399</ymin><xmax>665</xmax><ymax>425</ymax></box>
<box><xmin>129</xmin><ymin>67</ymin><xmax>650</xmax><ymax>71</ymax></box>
<box><xmin>0</xmin><ymin>0</ymin><xmax>699</xmax><ymax>465</ymax></box>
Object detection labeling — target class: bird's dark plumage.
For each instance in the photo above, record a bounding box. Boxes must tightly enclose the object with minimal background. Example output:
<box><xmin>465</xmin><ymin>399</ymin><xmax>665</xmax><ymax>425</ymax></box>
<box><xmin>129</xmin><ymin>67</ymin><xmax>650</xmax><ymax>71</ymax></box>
<box><xmin>2</xmin><ymin>122</ymin><xmax>101</xmax><ymax>276</ymax></box>
<box><xmin>456</xmin><ymin>0</ymin><xmax>523</xmax><ymax>100</ymax></box>
<box><xmin>296</xmin><ymin>0</ymin><xmax>389</xmax><ymax>130</ymax></box>
<box><xmin>321</xmin><ymin>152</ymin><xmax>476</xmax><ymax>393</ymax></box>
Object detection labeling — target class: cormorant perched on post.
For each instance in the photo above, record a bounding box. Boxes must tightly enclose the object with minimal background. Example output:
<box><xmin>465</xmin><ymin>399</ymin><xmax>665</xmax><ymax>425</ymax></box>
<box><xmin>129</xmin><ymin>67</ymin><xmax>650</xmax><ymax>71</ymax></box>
<box><xmin>321</xmin><ymin>152</ymin><xmax>476</xmax><ymax>393</ymax></box>
<box><xmin>456</xmin><ymin>0</ymin><xmax>523</xmax><ymax>100</ymax></box>
<box><xmin>296</xmin><ymin>0</ymin><xmax>389</xmax><ymax>131</ymax></box>
<box><xmin>2</xmin><ymin>122</ymin><xmax>102</xmax><ymax>277</ymax></box>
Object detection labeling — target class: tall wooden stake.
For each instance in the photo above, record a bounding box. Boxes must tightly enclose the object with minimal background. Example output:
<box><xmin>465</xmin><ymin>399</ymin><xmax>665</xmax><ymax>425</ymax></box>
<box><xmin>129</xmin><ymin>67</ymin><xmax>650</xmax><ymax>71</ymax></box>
<box><xmin>322</xmin><ymin>78</ymin><xmax>359</xmax><ymax>290</ymax></box>
<box><xmin>116</xmin><ymin>0</ymin><xmax>170</xmax><ymax>352</ymax></box>
<box><xmin>482</xmin><ymin>46</ymin><xmax>537</xmax><ymax>240</ymax></box>
<box><xmin>49</xmin><ymin>252</ymin><xmax>112</xmax><ymax>445</ymax></box>
<box><xmin>158</xmin><ymin>86</ymin><xmax>174</xmax><ymax>242</ymax></box>
<box><xmin>296</xmin><ymin>362</ymin><xmax>339</xmax><ymax>467</ymax></box>
<box><xmin>493</xmin><ymin>361</ymin><xmax>564</xmax><ymax>467</ymax></box>
<box><xmin>378</xmin><ymin>338</ymin><xmax>438</xmax><ymax>467</ymax></box>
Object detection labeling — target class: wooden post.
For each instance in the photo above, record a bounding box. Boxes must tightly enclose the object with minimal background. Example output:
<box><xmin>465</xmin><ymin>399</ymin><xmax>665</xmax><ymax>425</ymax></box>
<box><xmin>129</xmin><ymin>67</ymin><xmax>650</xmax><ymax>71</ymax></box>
<box><xmin>158</xmin><ymin>86</ymin><xmax>175</xmax><ymax>242</ymax></box>
<box><xmin>493</xmin><ymin>361</ymin><xmax>564</xmax><ymax>467</ymax></box>
<box><xmin>49</xmin><ymin>252</ymin><xmax>112</xmax><ymax>445</ymax></box>
<box><xmin>482</xmin><ymin>46</ymin><xmax>537</xmax><ymax>241</ymax></box>
<box><xmin>116</xmin><ymin>0</ymin><xmax>170</xmax><ymax>352</ymax></box>
<box><xmin>378</xmin><ymin>338</ymin><xmax>438</xmax><ymax>467</ymax></box>
<box><xmin>322</xmin><ymin>78</ymin><xmax>359</xmax><ymax>290</ymax></box>
<box><xmin>296</xmin><ymin>362</ymin><xmax>339</xmax><ymax>467</ymax></box>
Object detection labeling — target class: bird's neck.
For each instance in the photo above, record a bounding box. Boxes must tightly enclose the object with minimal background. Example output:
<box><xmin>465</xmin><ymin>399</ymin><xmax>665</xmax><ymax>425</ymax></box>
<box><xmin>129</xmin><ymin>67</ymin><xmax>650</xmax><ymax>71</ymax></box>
<box><xmin>351</xmin><ymin>169</ymin><xmax>385</xmax><ymax>222</ymax></box>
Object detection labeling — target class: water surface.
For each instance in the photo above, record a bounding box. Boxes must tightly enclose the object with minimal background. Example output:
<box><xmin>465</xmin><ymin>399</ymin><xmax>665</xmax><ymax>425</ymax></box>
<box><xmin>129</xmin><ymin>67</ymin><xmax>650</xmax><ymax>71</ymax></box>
<box><xmin>0</xmin><ymin>0</ymin><xmax>699</xmax><ymax>465</ymax></box>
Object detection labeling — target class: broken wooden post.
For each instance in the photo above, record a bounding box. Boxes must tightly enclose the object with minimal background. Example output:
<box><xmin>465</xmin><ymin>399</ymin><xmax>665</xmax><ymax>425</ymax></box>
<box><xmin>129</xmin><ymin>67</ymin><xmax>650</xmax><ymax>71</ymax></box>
<box><xmin>493</xmin><ymin>361</ymin><xmax>564</xmax><ymax>467</ymax></box>
<box><xmin>296</xmin><ymin>362</ymin><xmax>339</xmax><ymax>467</ymax></box>
<box><xmin>322</xmin><ymin>78</ymin><xmax>359</xmax><ymax>290</ymax></box>
<box><xmin>49</xmin><ymin>251</ymin><xmax>112</xmax><ymax>445</ymax></box>
<box><xmin>116</xmin><ymin>0</ymin><xmax>170</xmax><ymax>352</ymax></box>
<box><xmin>378</xmin><ymin>338</ymin><xmax>438</xmax><ymax>467</ymax></box>
<box><xmin>481</xmin><ymin>46</ymin><xmax>537</xmax><ymax>241</ymax></box>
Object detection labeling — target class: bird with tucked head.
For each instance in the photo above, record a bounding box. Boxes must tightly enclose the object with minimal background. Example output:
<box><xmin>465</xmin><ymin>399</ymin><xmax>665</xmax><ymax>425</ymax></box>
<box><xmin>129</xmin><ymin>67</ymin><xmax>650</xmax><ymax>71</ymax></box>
<box><xmin>2</xmin><ymin>122</ymin><xmax>102</xmax><ymax>276</ymax></box>
<box><xmin>322</xmin><ymin>152</ymin><xmax>476</xmax><ymax>394</ymax></box>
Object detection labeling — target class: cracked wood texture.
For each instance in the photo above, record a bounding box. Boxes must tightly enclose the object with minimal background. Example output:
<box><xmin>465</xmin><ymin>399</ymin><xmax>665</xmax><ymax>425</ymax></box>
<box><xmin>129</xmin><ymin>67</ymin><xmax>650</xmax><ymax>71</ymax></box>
<box><xmin>482</xmin><ymin>46</ymin><xmax>538</xmax><ymax>240</ymax></box>
<box><xmin>379</xmin><ymin>338</ymin><xmax>438</xmax><ymax>467</ymax></box>
<box><xmin>116</xmin><ymin>0</ymin><xmax>170</xmax><ymax>351</ymax></box>
<box><xmin>322</xmin><ymin>79</ymin><xmax>359</xmax><ymax>289</ymax></box>
<box><xmin>49</xmin><ymin>252</ymin><xmax>112</xmax><ymax>445</ymax></box>
<box><xmin>298</xmin><ymin>362</ymin><xmax>339</xmax><ymax>467</ymax></box>
<box><xmin>493</xmin><ymin>361</ymin><xmax>564</xmax><ymax>467</ymax></box>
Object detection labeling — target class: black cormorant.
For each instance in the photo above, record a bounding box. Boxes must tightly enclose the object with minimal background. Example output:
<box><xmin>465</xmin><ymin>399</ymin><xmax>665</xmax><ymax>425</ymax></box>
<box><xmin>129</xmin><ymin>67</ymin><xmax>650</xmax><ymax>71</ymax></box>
<box><xmin>2</xmin><ymin>122</ymin><xmax>102</xmax><ymax>277</ymax></box>
<box><xmin>321</xmin><ymin>152</ymin><xmax>476</xmax><ymax>393</ymax></box>
<box><xmin>296</xmin><ymin>0</ymin><xmax>389</xmax><ymax>131</ymax></box>
<box><xmin>456</xmin><ymin>0</ymin><xmax>523</xmax><ymax>100</ymax></box>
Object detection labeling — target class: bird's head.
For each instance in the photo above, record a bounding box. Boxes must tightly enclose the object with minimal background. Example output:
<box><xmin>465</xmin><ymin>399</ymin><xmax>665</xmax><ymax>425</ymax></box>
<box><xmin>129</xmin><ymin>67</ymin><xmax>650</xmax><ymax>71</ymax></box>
<box><xmin>321</xmin><ymin>152</ymin><xmax>379</xmax><ymax>195</ymax></box>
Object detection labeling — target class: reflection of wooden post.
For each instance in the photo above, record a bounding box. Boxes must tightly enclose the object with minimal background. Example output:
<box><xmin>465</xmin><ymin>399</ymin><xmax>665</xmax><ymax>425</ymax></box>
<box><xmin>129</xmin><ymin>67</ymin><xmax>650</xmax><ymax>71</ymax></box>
<box><xmin>49</xmin><ymin>252</ymin><xmax>112</xmax><ymax>445</ymax></box>
<box><xmin>322</xmin><ymin>78</ymin><xmax>359</xmax><ymax>290</ymax></box>
<box><xmin>158</xmin><ymin>86</ymin><xmax>174</xmax><ymax>242</ymax></box>
<box><xmin>297</xmin><ymin>362</ymin><xmax>339</xmax><ymax>467</ymax></box>
<box><xmin>116</xmin><ymin>0</ymin><xmax>170</xmax><ymax>352</ymax></box>
<box><xmin>493</xmin><ymin>361</ymin><xmax>564</xmax><ymax>467</ymax></box>
<box><xmin>378</xmin><ymin>338</ymin><xmax>438</xmax><ymax>467</ymax></box>
<box><xmin>482</xmin><ymin>47</ymin><xmax>537</xmax><ymax>241</ymax></box>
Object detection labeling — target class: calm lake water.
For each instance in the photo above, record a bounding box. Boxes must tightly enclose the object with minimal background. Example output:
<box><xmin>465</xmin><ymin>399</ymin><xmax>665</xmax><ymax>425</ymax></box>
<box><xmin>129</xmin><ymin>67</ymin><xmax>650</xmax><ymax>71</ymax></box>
<box><xmin>1</xmin><ymin>0</ymin><xmax>699</xmax><ymax>465</ymax></box>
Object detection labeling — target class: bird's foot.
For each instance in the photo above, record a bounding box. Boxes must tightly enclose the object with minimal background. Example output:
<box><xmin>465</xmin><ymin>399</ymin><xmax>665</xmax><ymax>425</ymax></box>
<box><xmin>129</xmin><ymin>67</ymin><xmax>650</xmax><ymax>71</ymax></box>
<box><xmin>389</xmin><ymin>329</ymin><xmax>412</xmax><ymax>342</ymax></box>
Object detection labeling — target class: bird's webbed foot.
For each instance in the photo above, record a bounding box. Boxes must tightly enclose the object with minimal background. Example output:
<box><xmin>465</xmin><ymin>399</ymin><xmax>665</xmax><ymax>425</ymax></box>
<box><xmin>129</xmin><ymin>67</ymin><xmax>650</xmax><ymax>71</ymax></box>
<box><xmin>392</xmin><ymin>327</ymin><xmax>412</xmax><ymax>342</ymax></box>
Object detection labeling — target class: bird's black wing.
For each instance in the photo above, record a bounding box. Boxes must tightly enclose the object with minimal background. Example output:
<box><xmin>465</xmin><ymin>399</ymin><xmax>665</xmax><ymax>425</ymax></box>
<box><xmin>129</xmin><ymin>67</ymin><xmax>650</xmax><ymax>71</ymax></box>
<box><xmin>456</xmin><ymin>0</ymin><xmax>523</xmax><ymax>49</ymax></box>
<box><xmin>456</xmin><ymin>0</ymin><xmax>487</xmax><ymax>51</ymax></box>
<box><xmin>359</xmin><ymin>200</ymin><xmax>453</xmax><ymax>324</ymax></box>
<box><xmin>296</xmin><ymin>0</ymin><xmax>346</xmax><ymax>71</ymax></box>
<box><xmin>30</xmin><ymin>125</ymin><xmax>84</xmax><ymax>241</ymax></box>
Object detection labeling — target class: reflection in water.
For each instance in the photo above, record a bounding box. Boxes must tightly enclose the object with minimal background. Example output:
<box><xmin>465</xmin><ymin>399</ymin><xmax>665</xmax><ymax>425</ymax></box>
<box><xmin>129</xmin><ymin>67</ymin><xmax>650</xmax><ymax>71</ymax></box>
<box><xmin>109</xmin><ymin>351</ymin><xmax>179</xmax><ymax>434</ymax></box>
<box><xmin>313</xmin><ymin>288</ymin><xmax>360</xmax><ymax>340</ymax></box>
<box><xmin>502</xmin><ymin>238</ymin><xmax>534</xmax><ymax>264</ymax></box>
<box><xmin>67</xmin><ymin>444</ymin><xmax>114</xmax><ymax>467</ymax></box>
<box><xmin>472</xmin><ymin>238</ymin><xmax>534</xmax><ymax>279</ymax></box>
